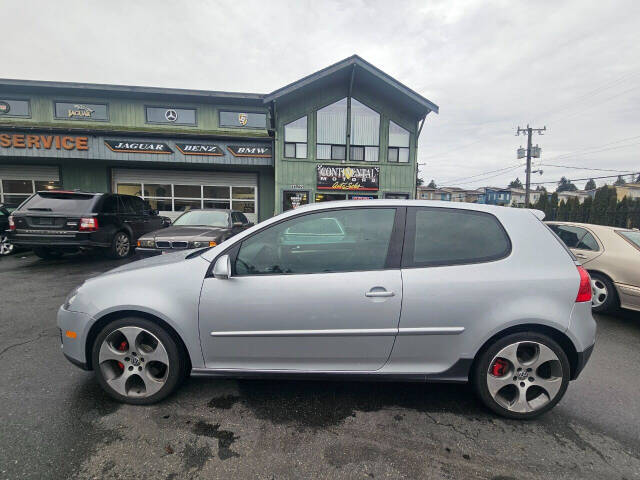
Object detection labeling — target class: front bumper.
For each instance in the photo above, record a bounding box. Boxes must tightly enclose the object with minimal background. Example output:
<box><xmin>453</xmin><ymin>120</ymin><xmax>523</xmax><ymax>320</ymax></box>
<box><xmin>57</xmin><ymin>306</ymin><xmax>94</xmax><ymax>370</ymax></box>
<box><xmin>136</xmin><ymin>247</ymin><xmax>163</xmax><ymax>257</ymax></box>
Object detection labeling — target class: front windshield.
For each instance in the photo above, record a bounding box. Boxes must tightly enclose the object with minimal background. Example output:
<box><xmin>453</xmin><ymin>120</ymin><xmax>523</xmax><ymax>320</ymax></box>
<box><xmin>172</xmin><ymin>210</ymin><xmax>229</xmax><ymax>227</ymax></box>
<box><xmin>619</xmin><ymin>230</ymin><xmax>640</xmax><ymax>250</ymax></box>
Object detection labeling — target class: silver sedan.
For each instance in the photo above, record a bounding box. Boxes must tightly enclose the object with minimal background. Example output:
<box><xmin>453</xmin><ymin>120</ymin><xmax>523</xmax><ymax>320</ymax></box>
<box><xmin>58</xmin><ymin>200</ymin><xmax>596</xmax><ymax>419</ymax></box>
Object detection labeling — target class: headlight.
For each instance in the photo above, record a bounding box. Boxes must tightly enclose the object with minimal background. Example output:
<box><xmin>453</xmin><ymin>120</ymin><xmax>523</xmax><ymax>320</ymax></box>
<box><xmin>138</xmin><ymin>239</ymin><xmax>155</xmax><ymax>248</ymax></box>
<box><xmin>63</xmin><ymin>287</ymin><xmax>79</xmax><ymax>310</ymax></box>
<box><xmin>191</xmin><ymin>240</ymin><xmax>217</xmax><ymax>248</ymax></box>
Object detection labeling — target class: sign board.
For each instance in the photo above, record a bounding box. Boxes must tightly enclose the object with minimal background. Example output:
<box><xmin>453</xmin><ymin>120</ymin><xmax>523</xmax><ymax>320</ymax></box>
<box><xmin>54</xmin><ymin>102</ymin><xmax>109</xmax><ymax>121</ymax></box>
<box><xmin>317</xmin><ymin>164</ymin><xmax>380</xmax><ymax>191</ymax></box>
<box><xmin>227</xmin><ymin>145</ymin><xmax>272</xmax><ymax>158</ymax></box>
<box><xmin>105</xmin><ymin>140</ymin><xmax>173</xmax><ymax>154</ymax></box>
<box><xmin>0</xmin><ymin>133</ymin><xmax>88</xmax><ymax>151</ymax></box>
<box><xmin>175</xmin><ymin>143</ymin><xmax>223</xmax><ymax>156</ymax></box>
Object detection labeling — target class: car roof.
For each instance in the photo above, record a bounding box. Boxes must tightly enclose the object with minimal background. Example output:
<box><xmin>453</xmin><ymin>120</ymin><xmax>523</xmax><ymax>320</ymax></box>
<box><xmin>179</xmin><ymin>208</ymin><xmax>234</xmax><ymax>213</ymax></box>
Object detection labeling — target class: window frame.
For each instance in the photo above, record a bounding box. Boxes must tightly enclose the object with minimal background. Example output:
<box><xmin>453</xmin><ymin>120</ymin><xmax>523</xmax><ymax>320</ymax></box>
<box><xmin>207</xmin><ymin>206</ymin><xmax>407</xmax><ymax>278</ymax></box>
<box><xmin>349</xmin><ymin>98</ymin><xmax>381</xmax><ymax>162</ymax></box>
<box><xmin>401</xmin><ymin>207</ymin><xmax>512</xmax><ymax>269</ymax></box>
<box><xmin>284</xmin><ymin>115</ymin><xmax>308</xmax><ymax>159</ymax></box>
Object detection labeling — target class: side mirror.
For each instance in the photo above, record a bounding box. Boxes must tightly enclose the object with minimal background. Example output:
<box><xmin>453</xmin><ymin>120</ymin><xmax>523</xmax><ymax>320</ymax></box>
<box><xmin>162</xmin><ymin>217</ymin><xmax>172</xmax><ymax>226</ymax></box>
<box><xmin>213</xmin><ymin>254</ymin><xmax>232</xmax><ymax>279</ymax></box>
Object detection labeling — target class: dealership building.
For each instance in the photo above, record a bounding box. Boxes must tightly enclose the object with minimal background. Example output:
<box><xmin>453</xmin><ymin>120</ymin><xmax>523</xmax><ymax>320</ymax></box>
<box><xmin>0</xmin><ymin>55</ymin><xmax>438</xmax><ymax>222</ymax></box>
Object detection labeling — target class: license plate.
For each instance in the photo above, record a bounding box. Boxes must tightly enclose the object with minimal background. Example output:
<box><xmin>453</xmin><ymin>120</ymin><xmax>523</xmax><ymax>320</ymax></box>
<box><xmin>39</xmin><ymin>217</ymin><xmax>53</xmax><ymax>225</ymax></box>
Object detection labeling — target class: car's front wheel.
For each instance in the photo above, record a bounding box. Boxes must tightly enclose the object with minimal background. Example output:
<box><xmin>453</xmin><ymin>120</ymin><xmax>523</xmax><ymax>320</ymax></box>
<box><xmin>473</xmin><ymin>332</ymin><xmax>570</xmax><ymax>419</ymax></box>
<box><xmin>0</xmin><ymin>234</ymin><xmax>15</xmax><ymax>256</ymax></box>
<box><xmin>91</xmin><ymin>317</ymin><xmax>185</xmax><ymax>404</ymax></box>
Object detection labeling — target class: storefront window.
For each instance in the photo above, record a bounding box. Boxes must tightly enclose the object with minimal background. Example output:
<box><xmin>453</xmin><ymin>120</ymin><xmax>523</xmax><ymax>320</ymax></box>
<box><xmin>283</xmin><ymin>191</ymin><xmax>309</xmax><ymax>211</ymax></box>
<box><xmin>1</xmin><ymin>179</ymin><xmax>61</xmax><ymax>209</ymax></box>
<box><xmin>388</xmin><ymin>121</ymin><xmax>410</xmax><ymax>163</ymax></box>
<box><xmin>284</xmin><ymin>116</ymin><xmax>307</xmax><ymax>159</ymax></box>
<box><xmin>114</xmin><ymin>182</ymin><xmax>256</xmax><ymax>215</ymax></box>
<box><xmin>317</xmin><ymin>98</ymin><xmax>347</xmax><ymax>160</ymax></box>
<box><xmin>350</xmin><ymin>99</ymin><xmax>380</xmax><ymax>162</ymax></box>
<box><xmin>384</xmin><ymin>192</ymin><xmax>410</xmax><ymax>199</ymax></box>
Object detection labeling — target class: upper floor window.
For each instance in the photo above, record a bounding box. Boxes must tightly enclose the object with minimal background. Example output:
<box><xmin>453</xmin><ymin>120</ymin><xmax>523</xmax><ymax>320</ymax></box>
<box><xmin>284</xmin><ymin>116</ymin><xmax>307</xmax><ymax>159</ymax></box>
<box><xmin>388</xmin><ymin>121</ymin><xmax>410</xmax><ymax>163</ymax></box>
<box><xmin>350</xmin><ymin>99</ymin><xmax>380</xmax><ymax>162</ymax></box>
<box><xmin>317</xmin><ymin>98</ymin><xmax>347</xmax><ymax>160</ymax></box>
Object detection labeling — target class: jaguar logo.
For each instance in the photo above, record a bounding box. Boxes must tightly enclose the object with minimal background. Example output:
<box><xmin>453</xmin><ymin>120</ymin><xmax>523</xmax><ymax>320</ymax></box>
<box><xmin>238</xmin><ymin>113</ymin><xmax>248</xmax><ymax>126</ymax></box>
<box><xmin>165</xmin><ymin>109</ymin><xmax>178</xmax><ymax>122</ymax></box>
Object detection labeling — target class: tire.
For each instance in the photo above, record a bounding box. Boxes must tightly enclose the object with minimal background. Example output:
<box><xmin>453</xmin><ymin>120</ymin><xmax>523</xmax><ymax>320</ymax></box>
<box><xmin>0</xmin><ymin>234</ymin><xmax>15</xmax><ymax>256</ymax></box>
<box><xmin>32</xmin><ymin>247</ymin><xmax>64</xmax><ymax>260</ymax></box>
<box><xmin>590</xmin><ymin>272</ymin><xmax>618</xmax><ymax>314</ymax></box>
<box><xmin>472</xmin><ymin>332</ymin><xmax>570</xmax><ymax>420</ymax></box>
<box><xmin>107</xmin><ymin>231</ymin><xmax>132</xmax><ymax>259</ymax></box>
<box><xmin>91</xmin><ymin>317</ymin><xmax>185</xmax><ymax>405</ymax></box>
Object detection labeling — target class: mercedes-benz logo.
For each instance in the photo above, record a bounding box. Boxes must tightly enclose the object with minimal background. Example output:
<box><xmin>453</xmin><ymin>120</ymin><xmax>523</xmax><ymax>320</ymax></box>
<box><xmin>165</xmin><ymin>109</ymin><xmax>178</xmax><ymax>122</ymax></box>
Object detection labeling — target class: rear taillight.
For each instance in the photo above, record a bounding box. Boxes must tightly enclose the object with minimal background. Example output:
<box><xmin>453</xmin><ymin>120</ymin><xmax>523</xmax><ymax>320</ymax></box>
<box><xmin>79</xmin><ymin>217</ymin><xmax>98</xmax><ymax>232</ymax></box>
<box><xmin>576</xmin><ymin>266</ymin><xmax>592</xmax><ymax>303</ymax></box>
<box><xmin>8</xmin><ymin>215</ymin><xmax>15</xmax><ymax>230</ymax></box>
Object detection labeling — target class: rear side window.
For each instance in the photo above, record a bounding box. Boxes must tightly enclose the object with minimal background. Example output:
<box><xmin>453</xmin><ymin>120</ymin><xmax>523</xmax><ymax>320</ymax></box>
<box><xmin>618</xmin><ymin>230</ymin><xmax>640</xmax><ymax>250</ymax></box>
<box><xmin>548</xmin><ymin>224</ymin><xmax>599</xmax><ymax>251</ymax></box>
<box><xmin>18</xmin><ymin>192</ymin><xmax>96</xmax><ymax>214</ymax></box>
<box><xmin>403</xmin><ymin>207</ymin><xmax>511</xmax><ymax>267</ymax></box>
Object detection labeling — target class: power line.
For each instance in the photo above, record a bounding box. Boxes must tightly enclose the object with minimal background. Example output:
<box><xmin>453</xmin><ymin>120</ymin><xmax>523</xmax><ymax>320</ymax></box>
<box><xmin>438</xmin><ymin>163</ymin><xmax>525</xmax><ymax>185</ymax></box>
<box><xmin>539</xmin><ymin>164</ymin><xmax>637</xmax><ymax>173</ymax></box>
<box><xmin>454</xmin><ymin>165</ymin><xmax>527</xmax><ymax>187</ymax></box>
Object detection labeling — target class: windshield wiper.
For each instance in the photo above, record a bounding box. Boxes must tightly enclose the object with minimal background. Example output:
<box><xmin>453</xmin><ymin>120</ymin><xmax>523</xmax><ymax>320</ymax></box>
<box><xmin>27</xmin><ymin>208</ymin><xmax>53</xmax><ymax>211</ymax></box>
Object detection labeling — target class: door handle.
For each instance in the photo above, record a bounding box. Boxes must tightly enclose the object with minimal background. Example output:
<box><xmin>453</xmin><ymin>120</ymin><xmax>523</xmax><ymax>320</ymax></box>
<box><xmin>365</xmin><ymin>289</ymin><xmax>395</xmax><ymax>298</ymax></box>
<box><xmin>575</xmin><ymin>253</ymin><xmax>587</xmax><ymax>259</ymax></box>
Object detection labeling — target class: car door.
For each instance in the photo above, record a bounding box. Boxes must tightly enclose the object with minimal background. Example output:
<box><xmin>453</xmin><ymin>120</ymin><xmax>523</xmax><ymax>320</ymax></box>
<box><xmin>198</xmin><ymin>206</ymin><xmax>404</xmax><ymax>371</ymax></box>
<box><xmin>548</xmin><ymin>224</ymin><xmax>603</xmax><ymax>264</ymax></box>
<box><xmin>118</xmin><ymin>195</ymin><xmax>144</xmax><ymax>239</ymax></box>
<box><xmin>142</xmin><ymin>199</ymin><xmax>165</xmax><ymax>233</ymax></box>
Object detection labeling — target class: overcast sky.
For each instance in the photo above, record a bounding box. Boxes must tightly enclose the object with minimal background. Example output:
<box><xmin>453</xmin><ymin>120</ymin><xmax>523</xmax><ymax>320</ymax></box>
<box><xmin>3</xmin><ymin>0</ymin><xmax>639</xmax><ymax>191</ymax></box>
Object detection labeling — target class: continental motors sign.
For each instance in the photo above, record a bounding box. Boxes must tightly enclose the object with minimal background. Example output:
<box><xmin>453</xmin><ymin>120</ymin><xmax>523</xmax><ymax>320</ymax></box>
<box><xmin>317</xmin><ymin>164</ymin><xmax>380</xmax><ymax>191</ymax></box>
<box><xmin>0</xmin><ymin>133</ymin><xmax>89</xmax><ymax>150</ymax></box>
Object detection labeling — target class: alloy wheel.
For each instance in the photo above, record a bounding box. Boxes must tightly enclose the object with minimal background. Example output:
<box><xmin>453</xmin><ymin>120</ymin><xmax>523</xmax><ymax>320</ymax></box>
<box><xmin>115</xmin><ymin>233</ymin><xmax>130</xmax><ymax>257</ymax></box>
<box><xmin>486</xmin><ymin>341</ymin><xmax>563</xmax><ymax>414</ymax></box>
<box><xmin>591</xmin><ymin>279</ymin><xmax>608</xmax><ymax>308</ymax></box>
<box><xmin>0</xmin><ymin>235</ymin><xmax>14</xmax><ymax>255</ymax></box>
<box><xmin>98</xmin><ymin>326</ymin><xmax>169</xmax><ymax>398</ymax></box>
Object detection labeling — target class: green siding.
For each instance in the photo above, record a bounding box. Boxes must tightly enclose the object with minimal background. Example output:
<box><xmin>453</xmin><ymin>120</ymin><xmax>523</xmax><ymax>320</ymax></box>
<box><xmin>59</xmin><ymin>160</ymin><xmax>109</xmax><ymax>192</ymax></box>
<box><xmin>0</xmin><ymin>94</ymin><xmax>270</xmax><ymax>138</ymax></box>
<box><xmin>273</xmin><ymin>81</ymin><xmax>419</xmax><ymax>213</ymax></box>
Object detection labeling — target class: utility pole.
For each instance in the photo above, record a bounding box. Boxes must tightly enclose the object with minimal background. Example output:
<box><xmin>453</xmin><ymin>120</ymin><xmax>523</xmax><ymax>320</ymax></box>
<box><xmin>516</xmin><ymin>125</ymin><xmax>546</xmax><ymax>205</ymax></box>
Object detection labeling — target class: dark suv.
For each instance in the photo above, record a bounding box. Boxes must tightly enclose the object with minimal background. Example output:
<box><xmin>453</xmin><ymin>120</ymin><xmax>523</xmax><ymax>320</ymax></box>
<box><xmin>7</xmin><ymin>191</ymin><xmax>169</xmax><ymax>259</ymax></box>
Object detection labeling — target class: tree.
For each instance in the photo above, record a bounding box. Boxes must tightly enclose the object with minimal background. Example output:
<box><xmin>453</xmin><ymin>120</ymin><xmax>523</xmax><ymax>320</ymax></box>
<box><xmin>613</xmin><ymin>175</ymin><xmax>626</xmax><ymax>186</ymax></box>
<box><xmin>427</xmin><ymin>179</ymin><xmax>437</xmax><ymax>188</ymax></box>
<box><xmin>416</xmin><ymin>177</ymin><xmax>424</xmax><ymax>187</ymax></box>
<box><xmin>557</xmin><ymin>176</ymin><xmax>578</xmax><ymax>192</ymax></box>
<box><xmin>536</xmin><ymin>185</ymin><xmax>547</xmax><ymax>192</ymax></box>
<box><xmin>508</xmin><ymin>177</ymin><xmax>523</xmax><ymax>189</ymax></box>
<box><xmin>546</xmin><ymin>192</ymin><xmax>559</xmax><ymax>220</ymax></box>
<box><xmin>581</xmin><ymin>196</ymin><xmax>593</xmax><ymax>223</ymax></box>
<box><xmin>585</xmin><ymin>178</ymin><xmax>597</xmax><ymax>191</ymax></box>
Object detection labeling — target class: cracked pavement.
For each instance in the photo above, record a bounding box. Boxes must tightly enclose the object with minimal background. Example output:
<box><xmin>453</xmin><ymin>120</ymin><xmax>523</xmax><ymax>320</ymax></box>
<box><xmin>1</xmin><ymin>252</ymin><xmax>639</xmax><ymax>479</ymax></box>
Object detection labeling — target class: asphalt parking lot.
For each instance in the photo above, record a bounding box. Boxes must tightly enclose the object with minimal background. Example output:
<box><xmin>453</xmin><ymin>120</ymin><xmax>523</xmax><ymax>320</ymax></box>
<box><xmin>1</xmin><ymin>252</ymin><xmax>639</xmax><ymax>480</ymax></box>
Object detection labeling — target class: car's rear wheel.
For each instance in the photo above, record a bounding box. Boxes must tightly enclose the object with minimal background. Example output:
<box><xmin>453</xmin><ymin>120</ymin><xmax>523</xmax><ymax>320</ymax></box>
<box><xmin>107</xmin><ymin>231</ymin><xmax>131</xmax><ymax>259</ymax></box>
<box><xmin>0</xmin><ymin>234</ymin><xmax>15</xmax><ymax>256</ymax></box>
<box><xmin>473</xmin><ymin>332</ymin><xmax>570</xmax><ymax>419</ymax></box>
<box><xmin>590</xmin><ymin>272</ymin><xmax>618</xmax><ymax>313</ymax></box>
<box><xmin>92</xmin><ymin>317</ymin><xmax>184</xmax><ymax>404</ymax></box>
<box><xmin>32</xmin><ymin>247</ymin><xmax>64</xmax><ymax>259</ymax></box>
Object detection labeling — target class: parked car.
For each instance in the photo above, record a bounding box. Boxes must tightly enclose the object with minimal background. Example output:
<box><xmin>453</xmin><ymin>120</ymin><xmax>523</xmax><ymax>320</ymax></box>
<box><xmin>547</xmin><ymin>221</ymin><xmax>640</xmax><ymax>313</ymax></box>
<box><xmin>8</xmin><ymin>191</ymin><xmax>169</xmax><ymax>259</ymax></box>
<box><xmin>58</xmin><ymin>201</ymin><xmax>596</xmax><ymax>419</ymax></box>
<box><xmin>1</xmin><ymin>204</ymin><xmax>18</xmax><ymax>256</ymax></box>
<box><xmin>136</xmin><ymin>209</ymin><xmax>253</xmax><ymax>256</ymax></box>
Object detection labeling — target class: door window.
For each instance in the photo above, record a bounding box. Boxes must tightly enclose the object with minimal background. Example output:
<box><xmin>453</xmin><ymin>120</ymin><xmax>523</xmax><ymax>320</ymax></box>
<box><xmin>403</xmin><ymin>207</ymin><xmax>511</xmax><ymax>267</ymax></box>
<box><xmin>235</xmin><ymin>208</ymin><xmax>397</xmax><ymax>275</ymax></box>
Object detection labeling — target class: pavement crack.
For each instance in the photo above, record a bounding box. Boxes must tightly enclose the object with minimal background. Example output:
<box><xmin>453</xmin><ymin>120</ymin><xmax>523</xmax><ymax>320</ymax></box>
<box><xmin>423</xmin><ymin>412</ymin><xmax>479</xmax><ymax>442</ymax></box>
<box><xmin>0</xmin><ymin>330</ymin><xmax>54</xmax><ymax>358</ymax></box>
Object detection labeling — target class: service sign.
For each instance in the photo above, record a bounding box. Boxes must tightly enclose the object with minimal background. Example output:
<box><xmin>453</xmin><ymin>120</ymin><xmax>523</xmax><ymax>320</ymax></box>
<box><xmin>175</xmin><ymin>143</ymin><xmax>223</xmax><ymax>156</ymax></box>
<box><xmin>227</xmin><ymin>145</ymin><xmax>272</xmax><ymax>158</ymax></box>
<box><xmin>0</xmin><ymin>133</ymin><xmax>88</xmax><ymax>151</ymax></box>
<box><xmin>317</xmin><ymin>164</ymin><xmax>380</xmax><ymax>191</ymax></box>
<box><xmin>105</xmin><ymin>140</ymin><xmax>173</xmax><ymax>154</ymax></box>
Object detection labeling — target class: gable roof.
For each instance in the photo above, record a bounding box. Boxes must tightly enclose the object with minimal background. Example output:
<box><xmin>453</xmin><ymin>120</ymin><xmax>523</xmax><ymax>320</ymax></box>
<box><xmin>263</xmin><ymin>55</ymin><xmax>439</xmax><ymax>117</ymax></box>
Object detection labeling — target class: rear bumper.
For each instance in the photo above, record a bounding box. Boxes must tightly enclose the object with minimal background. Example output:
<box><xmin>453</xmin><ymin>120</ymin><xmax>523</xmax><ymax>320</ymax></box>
<box><xmin>8</xmin><ymin>231</ymin><xmax>110</xmax><ymax>248</ymax></box>
<box><xmin>572</xmin><ymin>343</ymin><xmax>595</xmax><ymax>380</ymax></box>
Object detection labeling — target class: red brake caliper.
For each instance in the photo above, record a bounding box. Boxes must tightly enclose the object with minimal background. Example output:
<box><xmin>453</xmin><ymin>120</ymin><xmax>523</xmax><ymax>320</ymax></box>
<box><xmin>490</xmin><ymin>358</ymin><xmax>509</xmax><ymax>377</ymax></box>
<box><xmin>117</xmin><ymin>341</ymin><xmax>128</xmax><ymax>370</ymax></box>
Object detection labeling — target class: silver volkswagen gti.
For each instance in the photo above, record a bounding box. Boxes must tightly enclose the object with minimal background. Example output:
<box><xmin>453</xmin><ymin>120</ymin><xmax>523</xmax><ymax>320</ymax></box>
<box><xmin>58</xmin><ymin>200</ymin><xmax>596</xmax><ymax>419</ymax></box>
